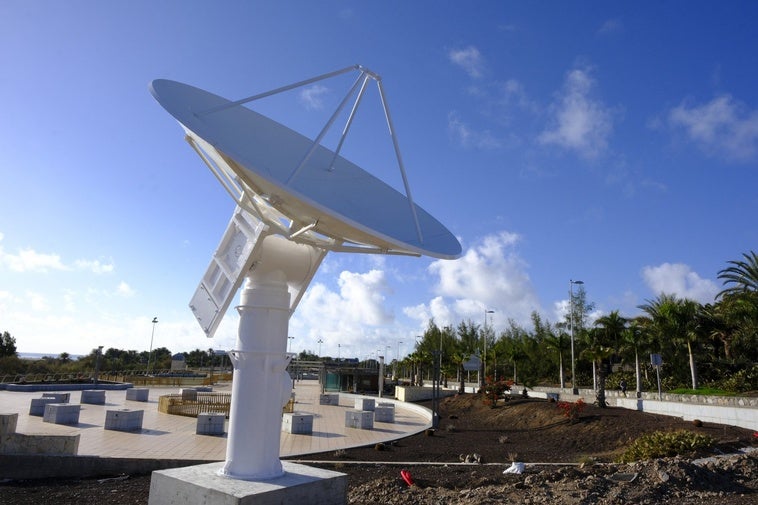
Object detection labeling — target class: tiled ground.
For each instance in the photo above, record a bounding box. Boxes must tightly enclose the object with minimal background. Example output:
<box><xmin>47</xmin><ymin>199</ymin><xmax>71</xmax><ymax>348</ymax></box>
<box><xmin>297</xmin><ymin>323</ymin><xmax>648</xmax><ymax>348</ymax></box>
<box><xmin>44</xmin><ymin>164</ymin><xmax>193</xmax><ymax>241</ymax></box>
<box><xmin>1</xmin><ymin>380</ymin><xmax>431</xmax><ymax>460</ymax></box>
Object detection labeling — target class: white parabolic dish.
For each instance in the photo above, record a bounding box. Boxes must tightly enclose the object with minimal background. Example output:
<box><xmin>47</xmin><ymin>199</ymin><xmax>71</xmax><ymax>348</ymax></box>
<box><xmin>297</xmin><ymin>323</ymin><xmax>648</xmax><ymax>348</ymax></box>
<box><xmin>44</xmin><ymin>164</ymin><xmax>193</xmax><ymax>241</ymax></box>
<box><xmin>150</xmin><ymin>79</ymin><xmax>462</xmax><ymax>260</ymax></box>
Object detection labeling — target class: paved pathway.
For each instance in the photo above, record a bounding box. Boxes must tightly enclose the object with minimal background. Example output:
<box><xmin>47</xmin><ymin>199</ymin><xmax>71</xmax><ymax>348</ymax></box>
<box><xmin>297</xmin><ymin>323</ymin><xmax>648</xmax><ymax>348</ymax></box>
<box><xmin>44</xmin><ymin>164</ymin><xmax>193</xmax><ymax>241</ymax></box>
<box><xmin>1</xmin><ymin>380</ymin><xmax>431</xmax><ymax>460</ymax></box>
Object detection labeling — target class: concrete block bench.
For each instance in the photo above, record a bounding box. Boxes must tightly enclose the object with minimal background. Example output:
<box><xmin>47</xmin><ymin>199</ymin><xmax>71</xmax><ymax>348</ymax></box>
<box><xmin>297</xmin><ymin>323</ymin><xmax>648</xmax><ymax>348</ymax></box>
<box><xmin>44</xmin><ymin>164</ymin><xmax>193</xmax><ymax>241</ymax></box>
<box><xmin>104</xmin><ymin>409</ymin><xmax>144</xmax><ymax>431</ymax></box>
<box><xmin>354</xmin><ymin>398</ymin><xmax>375</xmax><ymax>411</ymax></box>
<box><xmin>43</xmin><ymin>403</ymin><xmax>81</xmax><ymax>425</ymax></box>
<box><xmin>196</xmin><ymin>412</ymin><xmax>225</xmax><ymax>435</ymax></box>
<box><xmin>81</xmin><ymin>389</ymin><xmax>106</xmax><ymax>405</ymax></box>
<box><xmin>282</xmin><ymin>412</ymin><xmax>314</xmax><ymax>434</ymax></box>
<box><xmin>42</xmin><ymin>392</ymin><xmax>70</xmax><ymax>403</ymax></box>
<box><xmin>126</xmin><ymin>388</ymin><xmax>149</xmax><ymax>402</ymax></box>
<box><xmin>319</xmin><ymin>393</ymin><xmax>339</xmax><ymax>405</ymax></box>
<box><xmin>181</xmin><ymin>388</ymin><xmax>198</xmax><ymax>401</ymax></box>
<box><xmin>29</xmin><ymin>397</ymin><xmax>60</xmax><ymax>416</ymax></box>
<box><xmin>0</xmin><ymin>413</ymin><xmax>18</xmax><ymax>435</ymax></box>
<box><xmin>374</xmin><ymin>403</ymin><xmax>395</xmax><ymax>423</ymax></box>
<box><xmin>345</xmin><ymin>409</ymin><xmax>373</xmax><ymax>430</ymax></box>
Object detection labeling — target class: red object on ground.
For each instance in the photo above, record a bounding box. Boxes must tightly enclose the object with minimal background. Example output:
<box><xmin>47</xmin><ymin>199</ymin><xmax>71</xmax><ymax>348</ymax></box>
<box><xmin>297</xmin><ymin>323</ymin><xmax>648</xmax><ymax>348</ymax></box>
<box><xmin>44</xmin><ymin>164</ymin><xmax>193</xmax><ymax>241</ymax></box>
<box><xmin>400</xmin><ymin>469</ymin><xmax>414</xmax><ymax>486</ymax></box>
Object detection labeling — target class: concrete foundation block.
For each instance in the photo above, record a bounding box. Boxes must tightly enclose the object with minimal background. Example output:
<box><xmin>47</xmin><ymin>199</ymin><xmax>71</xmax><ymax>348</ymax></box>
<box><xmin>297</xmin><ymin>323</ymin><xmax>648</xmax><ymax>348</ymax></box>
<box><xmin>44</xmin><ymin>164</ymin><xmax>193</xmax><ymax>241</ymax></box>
<box><xmin>196</xmin><ymin>412</ymin><xmax>225</xmax><ymax>435</ymax></box>
<box><xmin>126</xmin><ymin>388</ymin><xmax>149</xmax><ymax>402</ymax></box>
<box><xmin>43</xmin><ymin>404</ymin><xmax>81</xmax><ymax>425</ymax></box>
<box><xmin>148</xmin><ymin>461</ymin><xmax>347</xmax><ymax>505</ymax></box>
<box><xmin>319</xmin><ymin>393</ymin><xmax>339</xmax><ymax>405</ymax></box>
<box><xmin>104</xmin><ymin>409</ymin><xmax>144</xmax><ymax>431</ymax></box>
<box><xmin>0</xmin><ymin>413</ymin><xmax>18</xmax><ymax>435</ymax></box>
<box><xmin>374</xmin><ymin>405</ymin><xmax>395</xmax><ymax>423</ymax></box>
<box><xmin>81</xmin><ymin>390</ymin><xmax>106</xmax><ymax>405</ymax></box>
<box><xmin>345</xmin><ymin>409</ymin><xmax>373</xmax><ymax>430</ymax></box>
<box><xmin>282</xmin><ymin>412</ymin><xmax>313</xmax><ymax>434</ymax></box>
<box><xmin>29</xmin><ymin>397</ymin><xmax>59</xmax><ymax>416</ymax></box>
<box><xmin>354</xmin><ymin>398</ymin><xmax>375</xmax><ymax>411</ymax></box>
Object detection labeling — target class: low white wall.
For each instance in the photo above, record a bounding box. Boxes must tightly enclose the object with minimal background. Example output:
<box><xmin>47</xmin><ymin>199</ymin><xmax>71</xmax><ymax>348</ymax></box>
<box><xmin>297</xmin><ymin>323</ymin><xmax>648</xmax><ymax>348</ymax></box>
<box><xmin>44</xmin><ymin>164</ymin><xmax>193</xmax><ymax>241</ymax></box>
<box><xmin>394</xmin><ymin>386</ymin><xmax>458</xmax><ymax>402</ymax></box>
<box><xmin>531</xmin><ymin>386</ymin><xmax>758</xmax><ymax>431</ymax></box>
<box><xmin>615</xmin><ymin>397</ymin><xmax>758</xmax><ymax>430</ymax></box>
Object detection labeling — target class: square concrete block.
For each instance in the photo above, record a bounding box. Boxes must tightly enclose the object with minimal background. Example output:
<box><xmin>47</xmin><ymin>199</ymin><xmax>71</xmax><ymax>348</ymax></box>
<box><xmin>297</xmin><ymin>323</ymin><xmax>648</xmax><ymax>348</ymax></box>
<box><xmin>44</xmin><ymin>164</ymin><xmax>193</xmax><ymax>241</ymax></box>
<box><xmin>319</xmin><ymin>393</ymin><xmax>339</xmax><ymax>405</ymax></box>
<box><xmin>42</xmin><ymin>393</ymin><xmax>70</xmax><ymax>403</ymax></box>
<box><xmin>29</xmin><ymin>397</ymin><xmax>59</xmax><ymax>416</ymax></box>
<box><xmin>81</xmin><ymin>389</ymin><xmax>106</xmax><ymax>405</ymax></box>
<box><xmin>181</xmin><ymin>388</ymin><xmax>198</xmax><ymax>401</ymax></box>
<box><xmin>0</xmin><ymin>413</ymin><xmax>18</xmax><ymax>435</ymax></box>
<box><xmin>374</xmin><ymin>405</ymin><xmax>395</xmax><ymax>423</ymax></box>
<box><xmin>282</xmin><ymin>412</ymin><xmax>314</xmax><ymax>434</ymax></box>
<box><xmin>345</xmin><ymin>409</ymin><xmax>373</xmax><ymax>430</ymax></box>
<box><xmin>354</xmin><ymin>398</ymin><xmax>375</xmax><ymax>411</ymax></box>
<box><xmin>43</xmin><ymin>403</ymin><xmax>81</xmax><ymax>425</ymax></box>
<box><xmin>196</xmin><ymin>412</ymin><xmax>225</xmax><ymax>435</ymax></box>
<box><xmin>126</xmin><ymin>388</ymin><xmax>149</xmax><ymax>402</ymax></box>
<box><xmin>105</xmin><ymin>409</ymin><xmax>144</xmax><ymax>431</ymax></box>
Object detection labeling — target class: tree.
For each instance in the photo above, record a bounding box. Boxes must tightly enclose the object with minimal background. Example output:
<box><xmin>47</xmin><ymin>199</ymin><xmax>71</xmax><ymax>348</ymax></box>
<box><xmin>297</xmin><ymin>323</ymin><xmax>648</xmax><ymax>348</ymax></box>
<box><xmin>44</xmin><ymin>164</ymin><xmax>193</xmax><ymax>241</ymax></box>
<box><xmin>717</xmin><ymin>250</ymin><xmax>758</xmax><ymax>297</ymax></box>
<box><xmin>620</xmin><ymin>318</ymin><xmax>647</xmax><ymax>397</ymax></box>
<box><xmin>0</xmin><ymin>331</ymin><xmax>17</xmax><ymax>357</ymax></box>
<box><xmin>639</xmin><ymin>294</ymin><xmax>701</xmax><ymax>390</ymax></box>
<box><xmin>590</xmin><ymin>311</ymin><xmax>627</xmax><ymax>407</ymax></box>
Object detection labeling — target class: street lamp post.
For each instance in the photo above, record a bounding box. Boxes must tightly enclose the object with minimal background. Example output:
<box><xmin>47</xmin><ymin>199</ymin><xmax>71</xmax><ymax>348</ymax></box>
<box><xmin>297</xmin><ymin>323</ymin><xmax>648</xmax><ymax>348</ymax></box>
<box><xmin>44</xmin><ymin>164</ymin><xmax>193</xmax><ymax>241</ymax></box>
<box><xmin>147</xmin><ymin>316</ymin><xmax>158</xmax><ymax>375</ymax></box>
<box><xmin>288</xmin><ymin>336</ymin><xmax>294</xmax><ymax>353</ymax></box>
<box><xmin>396</xmin><ymin>340</ymin><xmax>403</xmax><ymax>377</ymax></box>
<box><xmin>317</xmin><ymin>338</ymin><xmax>323</xmax><ymax>357</ymax></box>
<box><xmin>569</xmin><ymin>280</ymin><xmax>584</xmax><ymax>395</ymax></box>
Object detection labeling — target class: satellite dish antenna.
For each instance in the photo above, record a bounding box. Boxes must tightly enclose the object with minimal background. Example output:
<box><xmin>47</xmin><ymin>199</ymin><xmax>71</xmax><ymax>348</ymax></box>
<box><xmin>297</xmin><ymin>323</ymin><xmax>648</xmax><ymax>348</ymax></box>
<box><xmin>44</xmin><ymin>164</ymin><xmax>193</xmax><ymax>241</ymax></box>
<box><xmin>150</xmin><ymin>65</ymin><xmax>461</xmax><ymax>481</ymax></box>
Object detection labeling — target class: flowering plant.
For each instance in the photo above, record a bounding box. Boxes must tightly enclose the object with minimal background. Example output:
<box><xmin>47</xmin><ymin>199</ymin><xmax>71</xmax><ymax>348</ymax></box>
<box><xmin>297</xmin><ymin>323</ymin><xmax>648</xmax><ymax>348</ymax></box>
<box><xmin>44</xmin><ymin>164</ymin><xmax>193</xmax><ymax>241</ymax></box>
<box><xmin>481</xmin><ymin>376</ymin><xmax>511</xmax><ymax>407</ymax></box>
<box><xmin>556</xmin><ymin>398</ymin><xmax>585</xmax><ymax>423</ymax></box>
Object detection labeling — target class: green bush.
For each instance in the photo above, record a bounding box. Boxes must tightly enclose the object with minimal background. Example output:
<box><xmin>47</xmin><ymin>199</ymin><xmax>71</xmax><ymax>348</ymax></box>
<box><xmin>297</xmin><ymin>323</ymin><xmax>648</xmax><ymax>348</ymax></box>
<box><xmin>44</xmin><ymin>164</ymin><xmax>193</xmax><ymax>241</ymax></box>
<box><xmin>618</xmin><ymin>430</ymin><xmax>714</xmax><ymax>462</ymax></box>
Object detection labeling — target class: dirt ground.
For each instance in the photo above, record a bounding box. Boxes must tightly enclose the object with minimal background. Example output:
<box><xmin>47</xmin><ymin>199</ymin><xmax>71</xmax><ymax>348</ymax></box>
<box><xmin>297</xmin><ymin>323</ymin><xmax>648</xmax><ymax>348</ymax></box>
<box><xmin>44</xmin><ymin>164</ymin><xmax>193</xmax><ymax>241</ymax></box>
<box><xmin>2</xmin><ymin>393</ymin><xmax>757</xmax><ymax>504</ymax></box>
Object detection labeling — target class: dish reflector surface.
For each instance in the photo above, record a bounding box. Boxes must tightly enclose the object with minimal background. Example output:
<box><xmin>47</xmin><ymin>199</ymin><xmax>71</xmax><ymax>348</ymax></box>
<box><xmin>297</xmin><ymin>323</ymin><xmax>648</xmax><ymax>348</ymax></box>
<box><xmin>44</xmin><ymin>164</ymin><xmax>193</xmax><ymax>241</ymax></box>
<box><xmin>150</xmin><ymin>79</ymin><xmax>461</xmax><ymax>259</ymax></box>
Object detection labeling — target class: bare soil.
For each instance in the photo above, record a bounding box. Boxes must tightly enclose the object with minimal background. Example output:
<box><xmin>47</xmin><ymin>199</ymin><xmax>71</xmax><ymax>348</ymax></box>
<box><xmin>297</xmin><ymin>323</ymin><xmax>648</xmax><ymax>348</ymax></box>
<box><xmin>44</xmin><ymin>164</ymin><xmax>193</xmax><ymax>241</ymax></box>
<box><xmin>2</xmin><ymin>393</ymin><xmax>756</xmax><ymax>504</ymax></box>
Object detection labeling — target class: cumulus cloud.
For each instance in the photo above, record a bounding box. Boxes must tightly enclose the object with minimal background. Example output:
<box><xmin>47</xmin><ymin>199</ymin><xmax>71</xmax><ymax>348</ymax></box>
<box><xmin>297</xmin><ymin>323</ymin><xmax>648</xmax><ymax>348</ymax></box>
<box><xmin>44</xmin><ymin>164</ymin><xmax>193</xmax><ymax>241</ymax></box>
<box><xmin>449</xmin><ymin>46</ymin><xmax>485</xmax><ymax>79</ymax></box>
<box><xmin>74</xmin><ymin>259</ymin><xmax>114</xmax><ymax>274</ymax></box>
<box><xmin>641</xmin><ymin>262</ymin><xmax>719</xmax><ymax>303</ymax></box>
<box><xmin>299</xmin><ymin>84</ymin><xmax>329</xmax><ymax>110</ymax></box>
<box><xmin>539</xmin><ymin>67</ymin><xmax>614</xmax><ymax>159</ymax></box>
<box><xmin>425</xmin><ymin>231</ymin><xmax>541</xmax><ymax>328</ymax></box>
<box><xmin>0</xmin><ymin>247</ymin><xmax>67</xmax><ymax>273</ymax></box>
<box><xmin>667</xmin><ymin>94</ymin><xmax>758</xmax><ymax>162</ymax></box>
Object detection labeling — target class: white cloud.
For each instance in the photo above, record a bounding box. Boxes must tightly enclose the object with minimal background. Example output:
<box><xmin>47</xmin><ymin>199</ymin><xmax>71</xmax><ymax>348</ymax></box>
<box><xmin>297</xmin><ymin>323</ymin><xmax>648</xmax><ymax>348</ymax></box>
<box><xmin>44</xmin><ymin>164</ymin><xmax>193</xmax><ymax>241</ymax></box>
<box><xmin>74</xmin><ymin>259</ymin><xmax>114</xmax><ymax>274</ymax></box>
<box><xmin>449</xmin><ymin>46</ymin><xmax>485</xmax><ymax>79</ymax></box>
<box><xmin>115</xmin><ymin>281</ymin><xmax>136</xmax><ymax>297</ymax></box>
<box><xmin>426</xmin><ymin>231</ymin><xmax>541</xmax><ymax>328</ymax></box>
<box><xmin>299</xmin><ymin>84</ymin><xmax>329</xmax><ymax>110</ymax></box>
<box><xmin>667</xmin><ymin>94</ymin><xmax>758</xmax><ymax>162</ymax></box>
<box><xmin>0</xmin><ymin>247</ymin><xmax>68</xmax><ymax>273</ymax></box>
<box><xmin>641</xmin><ymin>262</ymin><xmax>719</xmax><ymax>303</ymax></box>
<box><xmin>539</xmin><ymin>67</ymin><xmax>614</xmax><ymax>159</ymax></box>
<box><xmin>447</xmin><ymin>111</ymin><xmax>502</xmax><ymax>149</ymax></box>
<box><xmin>597</xmin><ymin>19</ymin><xmax>622</xmax><ymax>35</ymax></box>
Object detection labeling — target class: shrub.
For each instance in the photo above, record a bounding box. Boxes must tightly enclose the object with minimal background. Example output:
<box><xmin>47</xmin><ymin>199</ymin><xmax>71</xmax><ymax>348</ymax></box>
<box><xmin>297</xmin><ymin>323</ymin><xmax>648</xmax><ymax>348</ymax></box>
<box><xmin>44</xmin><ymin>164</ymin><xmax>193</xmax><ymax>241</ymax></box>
<box><xmin>481</xmin><ymin>376</ymin><xmax>511</xmax><ymax>407</ymax></box>
<box><xmin>618</xmin><ymin>430</ymin><xmax>714</xmax><ymax>462</ymax></box>
<box><xmin>556</xmin><ymin>398</ymin><xmax>585</xmax><ymax>423</ymax></box>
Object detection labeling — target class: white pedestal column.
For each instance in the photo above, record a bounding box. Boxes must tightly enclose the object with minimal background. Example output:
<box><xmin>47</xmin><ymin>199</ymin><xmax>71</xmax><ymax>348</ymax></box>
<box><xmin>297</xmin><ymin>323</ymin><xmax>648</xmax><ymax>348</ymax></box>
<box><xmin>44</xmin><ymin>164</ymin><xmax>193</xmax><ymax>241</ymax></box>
<box><xmin>220</xmin><ymin>268</ymin><xmax>293</xmax><ymax>480</ymax></box>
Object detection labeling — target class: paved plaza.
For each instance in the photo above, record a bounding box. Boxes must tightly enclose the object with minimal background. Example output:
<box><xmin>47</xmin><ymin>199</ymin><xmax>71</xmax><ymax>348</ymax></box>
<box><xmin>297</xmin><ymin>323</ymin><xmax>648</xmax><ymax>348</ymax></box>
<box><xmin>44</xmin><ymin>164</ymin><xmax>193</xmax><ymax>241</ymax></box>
<box><xmin>1</xmin><ymin>380</ymin><xmax>432</xmax><ymax>461</ymax></box>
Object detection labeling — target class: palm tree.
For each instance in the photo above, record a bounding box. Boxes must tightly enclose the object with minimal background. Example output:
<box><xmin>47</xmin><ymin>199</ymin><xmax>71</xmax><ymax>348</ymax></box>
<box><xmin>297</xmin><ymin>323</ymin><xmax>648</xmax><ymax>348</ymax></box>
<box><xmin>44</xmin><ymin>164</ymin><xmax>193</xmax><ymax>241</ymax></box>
<box><xmin>591</xmin><ymin>311</ymin><xmax>627</xmax><ymax>406</ymax></box>
<box><xmin>638</xmin><ymin>294</ymin><xmax>701</xmax><ymax>389</ymax></box>
<box><xmin>545</xmin><ymin>332</ymin><xmax>569</xmax><ymax>388</ymax></box>
<box><xmin>717</xmin><ymin>250</ymin><xmax>758</xmax><ymax>297</ymax></box>
<box><xmin>620</xmin><ymin>318</ymin><xmax>647</xmax><ymax>397</ymax></box>
<box><xmin>581</xmin><ymin>327</ymin><xmax>615</xmax><ymax>407</ymax></box>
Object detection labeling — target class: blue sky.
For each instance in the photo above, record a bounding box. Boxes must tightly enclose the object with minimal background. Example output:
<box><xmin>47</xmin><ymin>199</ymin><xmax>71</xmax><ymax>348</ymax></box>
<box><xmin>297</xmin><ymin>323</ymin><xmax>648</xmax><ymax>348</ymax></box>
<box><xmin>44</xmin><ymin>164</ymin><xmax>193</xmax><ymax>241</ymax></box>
<box><xmin>1</xmin><ymin>2</ymin><xmax>757</xmax><ymax>361</ymax></box>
